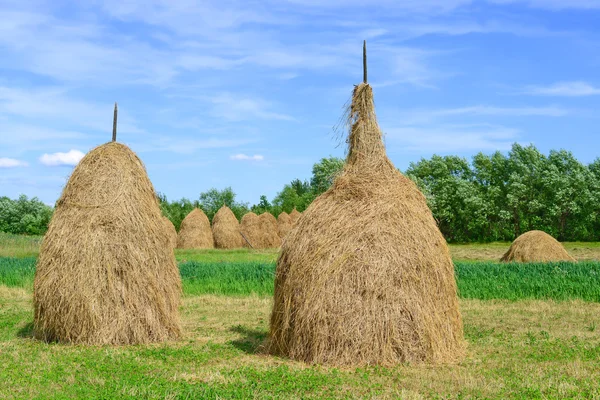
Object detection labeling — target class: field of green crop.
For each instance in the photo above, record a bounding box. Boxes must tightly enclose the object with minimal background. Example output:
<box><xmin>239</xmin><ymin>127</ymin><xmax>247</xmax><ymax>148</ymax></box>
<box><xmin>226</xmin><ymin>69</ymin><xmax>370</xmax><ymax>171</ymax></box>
<box><xmin>1</xmin><ymin>244</ymin><xmax>600</xmax><ymax>398</ymax></box>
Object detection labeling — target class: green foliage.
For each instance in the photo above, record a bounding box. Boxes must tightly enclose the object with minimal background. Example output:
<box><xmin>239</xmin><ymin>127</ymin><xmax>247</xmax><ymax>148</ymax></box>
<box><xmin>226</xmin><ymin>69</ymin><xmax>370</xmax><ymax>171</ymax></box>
<box><xmin>0</xmin><ymin>195</ymin><xmax>53</xmax><ymax>235</ymax></box>
<box><xmin>199</xmin><ymin>187</ymin><xmax>249</xmax><ymax>221</ymax></box>
<box><xmin>310</xmin><ymin>157</ymin><xmax>345</xmax><ymax>195</ymax></box>
<box><xmin>157</xmin><ymin>193</ymin><xmax>198</xmax><ymax>231</ymax></box>
<box><xmin>408</xmin><ymin>143</ymin><xmax>600</xmax><ymax>242</ymax></box>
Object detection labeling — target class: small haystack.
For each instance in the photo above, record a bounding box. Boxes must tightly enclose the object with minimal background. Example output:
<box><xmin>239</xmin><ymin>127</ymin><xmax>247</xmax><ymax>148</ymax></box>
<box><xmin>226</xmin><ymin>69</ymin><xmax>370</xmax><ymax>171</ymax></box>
<box><xmin>34</xmin><ymin>142</ymin><xmax>181</xmax><ymax>344</ymax></box>
<box><xmin>501</xmin><ymin>230</ymin><xmax>576</xmax><ymax>263</ymax></box>
<box><xmin>289</xmin><ymin>208</ymin><xmax>302</xmax><ymax>225</ymax></box>
<box><xmin>212</xmin><ymin>205</ymin><xmax>243</xmax><ymax>249</ymax></box>
<box><xmin>163</xmin><ymin>216</ymin><xmax>177</xmax><ymax>249</ymax></box>
<box><xmin>267</xmin><ymin>70</ymin><xmax>464</xmax><ymax>365</ymax></box>
<box><xmin>240</xmin><ymin>212</ymin><xmax>261</xmax><ymax>248</ymax></box>
<box><xmin>259</xmin><ymin>212</ymin><xmax>282</xmax><ymax>248</ymax></box>
<box><xmin>277</xmin><ymin>212</ymin><xmax>293</xmax><ymax>240</ymax></box>
<box><xmin>177</xmin><ymin>208</ymin><xmax>214</xmax><ymax>249</ymax></box>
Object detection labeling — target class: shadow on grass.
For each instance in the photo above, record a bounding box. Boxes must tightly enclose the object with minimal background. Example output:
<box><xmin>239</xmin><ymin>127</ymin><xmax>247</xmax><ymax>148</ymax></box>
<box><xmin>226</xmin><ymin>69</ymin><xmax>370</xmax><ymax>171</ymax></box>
<box><xmin>229</xmin><ymin>325</ymin><xmax>268</xmax><ymax>354</ymax></box>
<box><xmin>17</xmin><ymin>322</ymin><xmax>34</xmax><ymax>338</ymax></box>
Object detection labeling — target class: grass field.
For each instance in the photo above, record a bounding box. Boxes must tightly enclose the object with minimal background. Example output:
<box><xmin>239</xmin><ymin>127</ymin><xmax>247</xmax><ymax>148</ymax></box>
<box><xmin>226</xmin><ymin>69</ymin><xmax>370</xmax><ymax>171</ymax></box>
<box><xmin>2</xmin><ymin>235</ymin><xmax>600</xmax><ymax>398</ymax></box>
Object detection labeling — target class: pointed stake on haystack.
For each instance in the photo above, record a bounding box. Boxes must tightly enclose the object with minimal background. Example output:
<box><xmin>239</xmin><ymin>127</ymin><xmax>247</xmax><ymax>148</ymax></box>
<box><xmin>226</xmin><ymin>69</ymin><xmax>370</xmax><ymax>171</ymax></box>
<box><xmin>112</xmin><ymin>102</ymin><xmax>118</xmax><ymax>142</ymax></box>
<box><xmin>363</xmin><ymin>40</ymin><xmax>367</xmax><ymax>84</ymax></box>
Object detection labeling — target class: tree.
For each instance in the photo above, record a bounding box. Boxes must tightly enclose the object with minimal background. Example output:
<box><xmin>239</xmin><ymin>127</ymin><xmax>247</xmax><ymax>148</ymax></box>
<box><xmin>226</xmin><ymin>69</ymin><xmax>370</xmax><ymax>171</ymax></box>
<box><xmin>199</xmin><ymin>187</ymin><xmax>249</xmax><ymax>221</ymax></box>
<box><xmin>0</xmin><ymin>195</ymin><xmax>53</xmax><ymax>235</ymax></box>
<box><xmin>310</xmin><ymin>157</ymin><xmax>345</xmax><ymax>195</ymax></box>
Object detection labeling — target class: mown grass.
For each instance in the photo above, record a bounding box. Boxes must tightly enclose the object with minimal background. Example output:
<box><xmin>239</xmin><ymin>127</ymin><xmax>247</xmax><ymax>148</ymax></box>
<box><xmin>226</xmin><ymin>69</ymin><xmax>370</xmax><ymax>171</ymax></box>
<box><xmin>1</xmin><ymin>288</ymin><xmax>599</xmax><ymax>399</ymax></box>
<box><xmin>3</xmin><ymin>257</ymin><xmax>600</xmax><ymax>302</ymax></box>
<box><xmin>0</xmin><ymin>232</ymin><xmax>42</xmax><ymax>258</ymax></box>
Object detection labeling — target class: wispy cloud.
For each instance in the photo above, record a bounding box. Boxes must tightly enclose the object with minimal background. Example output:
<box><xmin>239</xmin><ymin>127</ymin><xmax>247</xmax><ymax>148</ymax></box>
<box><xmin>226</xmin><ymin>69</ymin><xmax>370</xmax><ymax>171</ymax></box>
<box><xmin>39</xmin><ymin>150</ymin><xmax>85</xmax><ymax>166</ymax></box>
<box><xmin>230</xmin><ymin>154</ymin><xmax>265</xmax><ymax>161</ymax></box>
<box><xmin>523</xmin><ymin>81</ymin><xmax>600</xmax><ymax>97</ymax></box>
<box><xmin>385</xmin><ymin>124</ymin><xmax>519</xmax><ymax>153</ymax></box>
<box><xmin>0</xmin><ymin>157</ymin><xmax>28</xmax><ymax>168</ymax></box>
<box><xmin>210</xmin><ymin>93</ymin><xmax>295</xmax><ymax>121</ymax></box>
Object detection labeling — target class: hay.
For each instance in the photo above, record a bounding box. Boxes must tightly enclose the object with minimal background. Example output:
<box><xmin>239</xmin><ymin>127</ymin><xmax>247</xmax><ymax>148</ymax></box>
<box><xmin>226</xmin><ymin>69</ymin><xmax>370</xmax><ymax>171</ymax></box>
<box><xmin>259</xmin><ymin>212</ymin><xmax>282</xmax><ymax>248</ymax></box>
<box><xmin>289</xmin><ymin>208</ymin><xmax>302</xmax><ymax>225</ymax></box>
<box><xmin>277</xmin><ymin>212</ymin><xmax>293</xmax><ymax>239</ymax></box>
<box><xmin>240</xmin><ymin>212</ymin><xmax>281</xmax><ymax>249</ymax></box>
<box><xmin>268</xmin><ymin>83</ymin><xmax>464</xmax><ymax>366</ymax></box>
<box><xmin>212</xmin><ymin>205</ymin><xmax>243</xmax><ymax>249</ymax></box>
<box><xmin>33</xmin><ymin>142</ymin><xmax>181</xmax><ymax>344</ymax></box>
<box><xmin>163</xmin><ymin>216</ymin><xmax>177</xmax><ymax>249</ymax></box>
<box><xmin>501</xmin><ymin>230</ymin><xmax>576</xmax><ymax>263</ymax></box>
<box><xmin>240</xmin><ymin>212</ymin><xmax>261</xmax><ymax>248</ymax></box>
<box><xmin>177</xmin><ymin>208</ymin><xmax>214</xmax><ymax>249</ymax></box>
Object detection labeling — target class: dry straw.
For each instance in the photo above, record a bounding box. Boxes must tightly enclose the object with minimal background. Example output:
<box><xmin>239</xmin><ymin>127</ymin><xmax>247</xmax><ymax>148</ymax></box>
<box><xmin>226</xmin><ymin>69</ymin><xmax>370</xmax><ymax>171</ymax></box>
<box><xmin>259</xmin><ymin>212</ymin><xmax>282</xmax><ymax>248</ymax></box>
<box><xmin>267</xmin><ymin>83</ymin><xmax>464</xmax><ymax>366</ymax></box>
<box><xmin>240</xmin><ymin>212</ymin><xmax>261</xmax><ymax>248</ymax></box>
<box><xmin>289</xmin><ymin>208</ymin><xmax>302</xmax><ymax>225</ymax></box>
<box><xmin>277</xmin><ymin>212</ymin><xmax>293</xmax><ymax>240</ymax></box>
<box><xmin>34</xmin><ymin>142</ymin><xmax>181</xmax><ymax>344</ymax></box>
<box><xmin>212</xmin><ymin>205</ymin><xmax>243</xmax><ymax>249</ymax></box>
<box><xmin>163</xmin><ymin>216</ymin><xmax>177</xmax><ymax>249</ymax></box>
<box><xmin>177</xmin><ymin>208</ymin><xmax>214</xmax><ymax>249</ymax></box>
<box><xmin>501</xmin><ymin>230</ymin><xmax>576</xmax><ymax>263</ymax></box>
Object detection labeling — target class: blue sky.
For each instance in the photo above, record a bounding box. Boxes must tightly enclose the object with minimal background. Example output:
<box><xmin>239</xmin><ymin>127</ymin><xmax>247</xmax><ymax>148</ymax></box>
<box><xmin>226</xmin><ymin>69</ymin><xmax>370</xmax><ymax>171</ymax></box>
<box><xmin>1</xmin><ymin>0</ymin><xmax>600</xmax><ymax>206</ymax></box>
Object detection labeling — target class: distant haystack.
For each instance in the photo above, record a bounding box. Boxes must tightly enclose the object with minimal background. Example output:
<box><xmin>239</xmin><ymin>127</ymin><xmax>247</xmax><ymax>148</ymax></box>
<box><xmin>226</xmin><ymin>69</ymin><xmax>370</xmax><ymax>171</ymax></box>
<box><xmin>501</xmin><ymin>230</ymin><xmax>576</xmax><ymax>263</ymax></box>
<box><xmin>267</xmin><ymin>80</ymin><xmax>464</xmax><ymax>365</ymax></box>
<box><xmin>277</xmin><ymin>212</ymin><xmax>293</xmax><ymax>239</ymax></box>
<box><xmin>259</xmin><ymin>212</ymin><xmax>282</xmax><ymax>248</ymax></box>
<box><xmin>163</xmin><ymin>216</ymin><xmax>177</xmax><ymax>249</ymax></box>
<box><xmin>240</xmin><ymin>212</ymin><xmax>260</xmax><ymax>248</ymax></box>
<box><xmin>34</xmin><ymin>142</ymin><xmax>181</xmax><ymax>344</ymax></box>
<box><xmin>212</xmin><ymin>205</ymin><xmax>243</xmax><ymax>249</ymax></box>
<box><xmin>289</xmin><ymin>208</ymin><xmax>302</xmax><ymax>225</ymax></box>
<box><xmin>177</xmin><ymin>208</ymin><xmax>214</xmax><ymax>249</ymax></box>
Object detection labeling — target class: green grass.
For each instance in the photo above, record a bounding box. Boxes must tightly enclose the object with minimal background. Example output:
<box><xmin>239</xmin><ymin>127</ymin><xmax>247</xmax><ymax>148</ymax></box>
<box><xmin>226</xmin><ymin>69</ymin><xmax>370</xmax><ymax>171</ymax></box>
<box><xmin>3</xmin><ymin>257</ymin><xmax>600</xmax><ymax>302</ymax></box>
<box><xmin>0</xmin><ymin>232</ymin><xmax>42</xmax><ymax>258</ymax></box>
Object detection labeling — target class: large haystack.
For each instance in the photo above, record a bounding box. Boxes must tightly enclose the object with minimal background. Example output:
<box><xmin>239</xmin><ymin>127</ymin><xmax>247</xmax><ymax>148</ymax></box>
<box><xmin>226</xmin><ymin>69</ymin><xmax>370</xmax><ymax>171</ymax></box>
<box><xmin>240</xmin><ymin>212</ymin><xmax>261</xmax><ymax>248</ymax></box>
<box><xmin>259</xmin><ymin>212</ymin><xmax>282</xmax><ymax>248</ymax></box>
<box><xmin>34</xmin><ymin>142</ymin><xmax>181</xmax><ymax>344</ymax></box>
<box><xmin>277</xmin><ymin>212</ymin><xmax>293</xmax><ymax>240</ymax></box>
<box><xmin>289</xmin><ymin>208</ymin><xmax>302</xmax><ymax>225</ymax></box>
<box><xmin>212</xmin><ymin>205</ymin><xmax>243</xmax><ymax>249</ymax></box>
<box><xmin>163</xmin><ymin>216</ymin><xmax>177</xmax><ymax>249</ymax></box>
<box><xmin>177</xmin><ymin>208</ymin><xmax>214</xmax><ymax>249</ymax></box>
<box><xmin>268</xmin><ymin>83</ymin><xmax>464</xmax><ymax>366</ymax></box>
<box><xmin>501</xmin><ymin>230</ymin><xmax>576</xmax><ymax>263</ymax></box>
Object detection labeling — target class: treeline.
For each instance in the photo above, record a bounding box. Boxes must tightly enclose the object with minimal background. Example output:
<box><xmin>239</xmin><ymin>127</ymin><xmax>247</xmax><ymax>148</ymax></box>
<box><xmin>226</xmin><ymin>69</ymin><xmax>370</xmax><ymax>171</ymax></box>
<box><xmin>3</xmin><ymin>144</ymin><xmax>600</xmax><ymax>242</ymax></box>
<box><xmin>407</xmin><ymin>143</ymin><xmax>600</xmax><ymax>242</ymax></box>
<box><xmin>0</xmin><ymin>195</ymin><xmax>53</xmax><ymax>235</ymax></box>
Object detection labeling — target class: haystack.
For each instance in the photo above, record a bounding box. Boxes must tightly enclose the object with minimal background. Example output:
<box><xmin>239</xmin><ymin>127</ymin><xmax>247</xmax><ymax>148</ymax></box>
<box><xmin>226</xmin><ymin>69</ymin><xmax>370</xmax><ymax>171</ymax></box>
<box><xmin>212</xmin><ymin>205</ymin><xmax>243</xmax><ymax>249</ymax></box>
<box><xmin>277</xmin><ymin>212</ymin><xmax>293</xmax><ymax>239</ymax></box>
<box><xmin>267</xmin><ymin>82</ymin><xmax>464</xmax><ymax>366</ymax></box>
<box><xmin>289</xmin><ymin>208</ymin><xmax>302</xmax><ymax>225</ymax></box>
<box><xmin>177</xmin><ymin>208</ymin><xmax>214</xmax><ymax>249</ymax></box>
<box><xmin>240</xmin><ymin>212</ymin><xmax>261</xmax><ymax>248</ymax></box>
<box><xmin>259</xmin><ymin>212</ymin><xmax>282</xmax><ymax>248</ymax></box>
<box><xmin>163</xmin><ymin>216</ymin><xmax>177</xmax><ymax>249</ymax></box>
<box><xmin>33</xmin><ymin>142</ymin><xmax>181</xmax><ymax>344</ymax></box>
<box><xmin>501</xmin><ymin>230</ymin><xmax>576</xmax><ymax>263</ymax></box>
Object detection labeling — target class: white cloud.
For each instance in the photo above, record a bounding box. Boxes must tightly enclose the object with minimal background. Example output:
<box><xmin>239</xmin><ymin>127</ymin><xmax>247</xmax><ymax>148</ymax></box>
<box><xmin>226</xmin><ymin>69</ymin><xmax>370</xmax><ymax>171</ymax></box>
<box><xmin>523</xmin><ymin>81</ymin><xmax>600</xmax><ymax>97</ymax></box>
<box><xmin>0</xmin><ymin>157</ymin><xmax>28</xmax><ymax>168</ymax></box>
<box><xmin>39</xmin><ymin>150</ymin><xmax>85</xmax><ymax>166</ymax></box>
<box><xmin>230</xmin><ymin>154</ymin><xmax>265</xmax><ymax>161</ymax></box>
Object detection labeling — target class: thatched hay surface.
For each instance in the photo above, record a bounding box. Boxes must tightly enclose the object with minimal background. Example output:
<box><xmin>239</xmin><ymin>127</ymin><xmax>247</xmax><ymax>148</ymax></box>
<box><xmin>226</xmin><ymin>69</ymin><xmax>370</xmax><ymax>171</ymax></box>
<box><xmin>240</xmin><ymin>212</ymin><xmax>260</xmax><ymax>248</ymax></box>
<box><xmin>277</xmin><ymin>212</ymin><xmax>293</xmax><ymax>239</ymax></box>
<box><xmin>177</xmin><ymin>208</ymin><xmax>214</xmax><ymax>249</ymax></box>
<box><xmin>163</xmin><ymin>216</ymin><xmax>177</xmax><ymax>249</ymax></box>
<box><xmin>259</xmin><ymin>212</ymin><xmax>282</xmax><ymax>248</ymax></box>
<box><xmin>212</xmin><ymin>206</ymin><xmax>243</xmax><ymax>249</ymax></box>
<box><xmin>268</xmin><ymin>84</ymin><xmax>464</xmax><ymax>366</ymax></box>
<box><xmin>501</xmin><ymin>230</ymin><xmax>576</xmax><ymax>263</ymax></box>
<box><xmin>289</xmin><ymin>208</ymin><xmax>302</xmax><ymax>225</ymax></box>
<box><xmin>34</xmin><ymin>142</ymin><xmax>181</xmax><ymax>345</ymax></box>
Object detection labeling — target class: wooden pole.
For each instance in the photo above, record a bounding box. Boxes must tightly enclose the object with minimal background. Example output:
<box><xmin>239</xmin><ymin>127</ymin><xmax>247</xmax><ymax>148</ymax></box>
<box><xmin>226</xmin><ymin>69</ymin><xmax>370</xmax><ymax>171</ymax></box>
<box><xmin>112</xmin><ymin>102</ymin><xmax>118</xmax><ymax>142</ymax></box>
<box><xmin>363</xmin><ymin>40</ymin><xmax>367</xmax><ymax>84</ymax></box>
